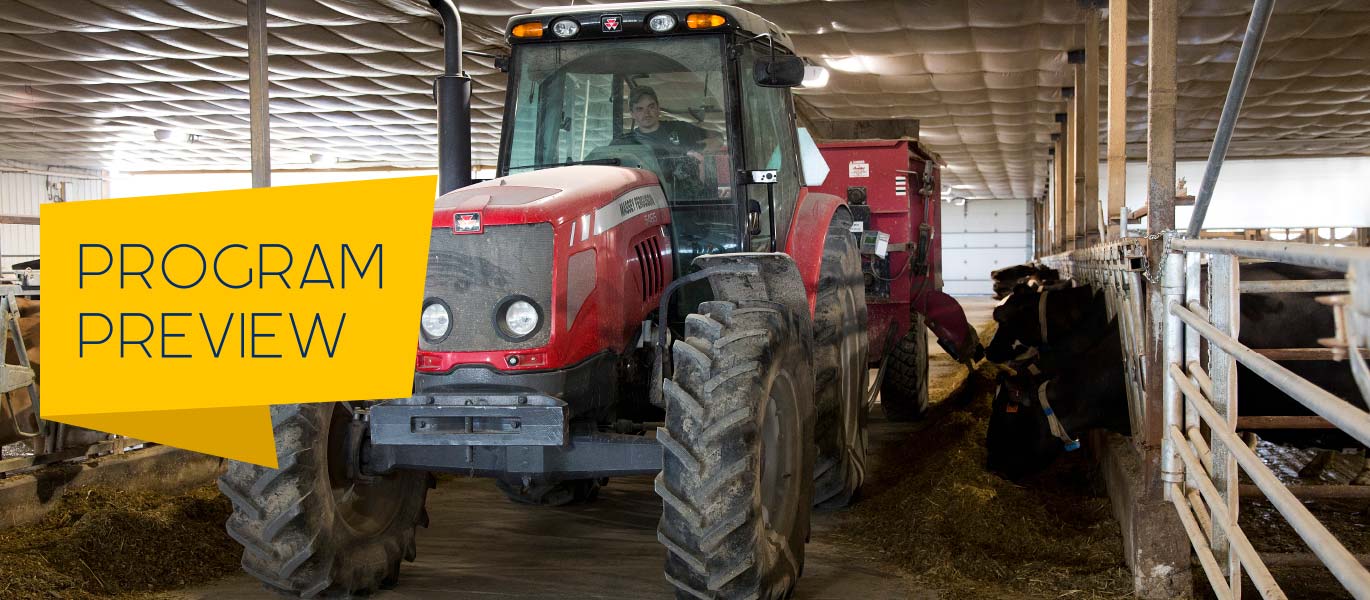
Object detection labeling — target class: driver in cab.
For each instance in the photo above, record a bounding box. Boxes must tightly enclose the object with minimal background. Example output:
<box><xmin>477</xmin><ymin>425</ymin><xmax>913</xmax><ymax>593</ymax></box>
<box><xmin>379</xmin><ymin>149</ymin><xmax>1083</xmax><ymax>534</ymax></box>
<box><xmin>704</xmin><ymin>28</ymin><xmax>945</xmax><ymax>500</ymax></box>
<box><xmin>626</xmin><ymin>86</ymin><xmax>725</xmax><ymax>198</ymax></box>
<box><xmin>628</xmin><ymin>86</ymin><xmax>723</xmax><ymax>161</ymax></box>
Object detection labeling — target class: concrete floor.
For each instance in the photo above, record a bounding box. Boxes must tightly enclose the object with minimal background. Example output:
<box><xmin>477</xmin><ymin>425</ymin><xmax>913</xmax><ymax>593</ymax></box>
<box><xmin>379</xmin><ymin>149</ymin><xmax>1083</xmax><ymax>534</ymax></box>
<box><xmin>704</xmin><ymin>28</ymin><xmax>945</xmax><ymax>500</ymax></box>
<box><xmin>166</xmin><ymin>297</ymin><xmax>999</xmax><ymax>600</ymax></box>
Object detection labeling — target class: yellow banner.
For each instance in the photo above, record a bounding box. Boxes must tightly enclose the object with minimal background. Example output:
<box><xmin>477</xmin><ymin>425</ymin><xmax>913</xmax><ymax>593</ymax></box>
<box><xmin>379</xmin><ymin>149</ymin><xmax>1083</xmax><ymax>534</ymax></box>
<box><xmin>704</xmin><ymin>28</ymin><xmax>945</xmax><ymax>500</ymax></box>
<box><xmin>39</xmin><ymin>176</ymin><xmax>436</xmax><ymax>467</ymax></box>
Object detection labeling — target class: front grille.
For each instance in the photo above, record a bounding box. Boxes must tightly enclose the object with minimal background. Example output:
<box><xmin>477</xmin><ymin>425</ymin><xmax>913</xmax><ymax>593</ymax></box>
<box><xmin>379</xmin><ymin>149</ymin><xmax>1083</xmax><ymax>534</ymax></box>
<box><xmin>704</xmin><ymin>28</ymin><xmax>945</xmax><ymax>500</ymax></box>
<box><xmin>421</xmin><ymin>223</ymin><xmax>555</xmax><ymax>352</ymax></box>
<box><xmin>634</xmin><ymin>236</ymin><xmax>663</xmax><ymax>301</ymax></box>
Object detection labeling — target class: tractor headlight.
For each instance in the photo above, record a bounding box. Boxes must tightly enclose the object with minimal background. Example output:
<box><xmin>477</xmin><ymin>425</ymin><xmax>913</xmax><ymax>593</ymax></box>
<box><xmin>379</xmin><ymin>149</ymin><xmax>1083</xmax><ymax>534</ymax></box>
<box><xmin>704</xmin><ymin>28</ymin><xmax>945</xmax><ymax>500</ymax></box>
<box><xmin>551</xmin><ymin>19</ymin><xmax>580</xmax><ymax>38</ymax></box>
<box><xmin>498</xmin><ymin>297</ymin><xmax>542</xmax><ymax>340</ymax></box>
<box><xmin>421</xmin><ymin>300</ymin><xmax>451</xmax><ymax>342</ymax></box>
<box><xmin>647</xmin><ymin>14</ymin><xmax>677</xmax><ymax>32</ymax></box>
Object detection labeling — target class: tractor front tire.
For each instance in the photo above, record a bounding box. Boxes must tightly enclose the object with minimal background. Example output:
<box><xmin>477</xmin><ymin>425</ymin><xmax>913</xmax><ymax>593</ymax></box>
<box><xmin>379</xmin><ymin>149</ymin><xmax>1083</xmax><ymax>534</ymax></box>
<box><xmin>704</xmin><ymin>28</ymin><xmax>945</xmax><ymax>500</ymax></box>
<box><xmin>811</xmin><ymin>217</ymin><xmax>869</xmax><ymax>509</ymax></box>
<box><xmin>881</xmin><ymin>315</ymin><xmax>930</xmax><ymax>421</ymax></box>
<box><xmin>658</xmin><ymin>300</ymin><xmax>815</xmax><ymax>600</ymax></box>
<box><xmin>218</xmin><ymin>403</ymin><xmax>430</xmax><ymax>598</ymax></box>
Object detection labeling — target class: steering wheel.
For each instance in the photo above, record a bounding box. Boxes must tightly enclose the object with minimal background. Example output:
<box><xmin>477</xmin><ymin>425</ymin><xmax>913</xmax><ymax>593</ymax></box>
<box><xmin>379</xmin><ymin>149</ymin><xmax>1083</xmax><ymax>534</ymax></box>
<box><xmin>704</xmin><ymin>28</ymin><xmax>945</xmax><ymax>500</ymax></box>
<box><xmin>614</xmin><ymin>131</ymin><xmax>717</xmax><ymax>200</ymax></box>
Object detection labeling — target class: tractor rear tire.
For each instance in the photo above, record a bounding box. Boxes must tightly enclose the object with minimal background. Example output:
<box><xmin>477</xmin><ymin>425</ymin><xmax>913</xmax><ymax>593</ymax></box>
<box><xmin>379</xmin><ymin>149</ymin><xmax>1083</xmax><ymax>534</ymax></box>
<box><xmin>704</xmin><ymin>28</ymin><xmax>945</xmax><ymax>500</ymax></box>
<box><xmin>881</xmin><ymin>315</ymin><xmax>930</xmax><ymax>421</ymax></box>
<box><xmin>658</xmin><ymin>300</ymin><xmax>815</xmax><ymax>600</ymax></box>
<box><xmin>495</xmin><ymin>477</ymin><xmax>601</xmax><ymax>506</ymax></box>
<box><xmin>811</xmin><ymin>217</ymin><xmax>869</xmax><ymax>509</ymax></box>
<box><xmin>218</xmin><ymin>403</ymin><xmax>430</xmax><ymax>598</ymax></box>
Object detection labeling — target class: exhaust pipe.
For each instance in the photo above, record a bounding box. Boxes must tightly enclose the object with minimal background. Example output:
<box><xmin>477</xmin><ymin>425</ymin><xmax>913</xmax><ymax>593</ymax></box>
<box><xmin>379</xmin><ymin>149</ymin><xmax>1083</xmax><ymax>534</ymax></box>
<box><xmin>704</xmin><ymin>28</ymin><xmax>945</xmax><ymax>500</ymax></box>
<box><xmin>429</xmin><ymin>0</ymin><xmax>472</xmax><ymax>195</ymax></box>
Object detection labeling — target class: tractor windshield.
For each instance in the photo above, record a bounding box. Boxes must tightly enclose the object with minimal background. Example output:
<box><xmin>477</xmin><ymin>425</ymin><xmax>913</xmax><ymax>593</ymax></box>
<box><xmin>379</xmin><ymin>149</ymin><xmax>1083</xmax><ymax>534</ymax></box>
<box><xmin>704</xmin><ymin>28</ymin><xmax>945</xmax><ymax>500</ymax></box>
<box><xmin>502</xmin><ymin>36</ymin><xmax>737</xmax><ymax>217</ymax></box>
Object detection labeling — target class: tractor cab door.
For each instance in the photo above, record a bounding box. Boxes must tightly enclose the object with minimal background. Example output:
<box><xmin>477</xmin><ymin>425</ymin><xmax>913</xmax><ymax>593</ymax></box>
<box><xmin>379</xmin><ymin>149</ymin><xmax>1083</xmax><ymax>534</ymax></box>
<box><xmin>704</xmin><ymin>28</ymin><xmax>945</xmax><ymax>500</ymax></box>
<box><xmin>735</xmin><ymin>43</ymin><xmax>804</xmax><ymax>253</ymax></box>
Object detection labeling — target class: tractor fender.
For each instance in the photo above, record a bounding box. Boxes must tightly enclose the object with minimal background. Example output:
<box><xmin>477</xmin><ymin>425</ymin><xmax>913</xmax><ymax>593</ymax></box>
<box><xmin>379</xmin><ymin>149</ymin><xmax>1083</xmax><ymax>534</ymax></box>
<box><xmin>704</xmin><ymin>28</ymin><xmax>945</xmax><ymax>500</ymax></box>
<box><xmin>691</xmin><ymin>253</ymin><xmax>812</xmax><ymax>335</ymax></box>
<box><xmin>784</xmin><ymin>190</ymin><xmax>851</xmax><ymax>317</ymax></box>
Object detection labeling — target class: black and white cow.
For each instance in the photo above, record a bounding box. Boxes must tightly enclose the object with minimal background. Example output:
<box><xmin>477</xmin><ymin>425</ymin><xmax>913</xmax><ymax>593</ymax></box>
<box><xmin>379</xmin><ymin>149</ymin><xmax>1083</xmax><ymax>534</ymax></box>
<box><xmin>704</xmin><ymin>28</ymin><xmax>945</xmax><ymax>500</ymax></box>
<box><xmin>990</xmin><ymin>263</ymin><xmax>1062</xmax><ymax>300</ymax></box>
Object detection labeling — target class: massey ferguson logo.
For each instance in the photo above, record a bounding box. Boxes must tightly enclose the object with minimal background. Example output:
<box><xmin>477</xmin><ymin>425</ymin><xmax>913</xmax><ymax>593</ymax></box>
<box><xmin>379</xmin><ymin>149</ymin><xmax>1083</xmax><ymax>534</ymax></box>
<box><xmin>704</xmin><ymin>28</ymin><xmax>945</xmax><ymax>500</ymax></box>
<box><xmin>601</xmin><ymin>15</ymin><xmax>622</xmax><ymax>32</ymax></box>
<box><xmin>453</xmin><ymin>212</ymin><xmax>482</xmax><ymax>234</ymax></box>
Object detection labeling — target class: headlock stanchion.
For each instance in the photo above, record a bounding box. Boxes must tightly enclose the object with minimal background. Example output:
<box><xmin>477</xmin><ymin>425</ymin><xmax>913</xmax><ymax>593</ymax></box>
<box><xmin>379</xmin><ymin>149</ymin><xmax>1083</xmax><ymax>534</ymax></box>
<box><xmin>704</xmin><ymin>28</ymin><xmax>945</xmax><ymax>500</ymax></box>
<box><xmin>1041</xmin><ymin>239</ymin><xmax>1148</xmax><ymax>436</ymax></box>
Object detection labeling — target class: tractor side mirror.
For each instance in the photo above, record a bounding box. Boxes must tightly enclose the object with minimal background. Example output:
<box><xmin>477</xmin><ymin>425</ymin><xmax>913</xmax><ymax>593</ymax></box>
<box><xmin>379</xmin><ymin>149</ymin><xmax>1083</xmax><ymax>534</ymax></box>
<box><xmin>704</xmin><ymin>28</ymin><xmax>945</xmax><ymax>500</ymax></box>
<box><xmin>747</xmin><ymin>199</ymin><xmax>763</xmax><ymax>236</ymax></box>
<box><xmin>754</xmin><ymin>55</ymin><xmax>805</xmax><ymax>88</ymax></box>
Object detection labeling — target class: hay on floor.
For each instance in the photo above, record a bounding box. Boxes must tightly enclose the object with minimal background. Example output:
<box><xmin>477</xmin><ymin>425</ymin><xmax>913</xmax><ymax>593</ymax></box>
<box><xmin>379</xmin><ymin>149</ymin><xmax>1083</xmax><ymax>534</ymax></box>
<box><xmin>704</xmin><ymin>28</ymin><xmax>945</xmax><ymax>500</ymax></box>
<box><xmin>839</xmin><ymin>365</ymin><xmax>1132</xmax><ymax>599</ymax></box>
<box><xmin>0</xmin><ymin>485</ymin><xmax>239</xmax><ymax>599</ymax></box>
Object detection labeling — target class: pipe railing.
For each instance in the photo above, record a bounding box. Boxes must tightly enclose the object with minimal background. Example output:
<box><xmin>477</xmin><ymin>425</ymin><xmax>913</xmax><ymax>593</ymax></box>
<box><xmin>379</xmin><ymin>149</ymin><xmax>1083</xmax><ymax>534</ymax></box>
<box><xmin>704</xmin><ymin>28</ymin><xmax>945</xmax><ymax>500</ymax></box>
<box><xmin>1161</xmin><ymin>234</ymin><xmax>1370</xmax><ymax>599</ymax></box>
<box><xmin>1186</xmin><ymin>0</ymin><xmax>1276</xmax><ymax>237</ymax></box>
<box><xmin>1173</xmin><ymin>238</ymin><xmax>1370</xmax><ymax>272</ymax></box>
<box><xmin>1170</xmin><ymin>301</ymin><xmax>1370</xmax><ymax>448</ymax></box>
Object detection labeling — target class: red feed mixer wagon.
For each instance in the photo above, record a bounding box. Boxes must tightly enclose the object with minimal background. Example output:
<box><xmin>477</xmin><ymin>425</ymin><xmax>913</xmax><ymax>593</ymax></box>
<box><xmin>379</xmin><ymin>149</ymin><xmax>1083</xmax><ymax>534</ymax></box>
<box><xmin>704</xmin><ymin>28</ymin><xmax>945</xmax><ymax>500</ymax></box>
<box><xmin>815</xmin><ymin>139</ymin><xmax>982</xmax><ymax>420</ymax></box>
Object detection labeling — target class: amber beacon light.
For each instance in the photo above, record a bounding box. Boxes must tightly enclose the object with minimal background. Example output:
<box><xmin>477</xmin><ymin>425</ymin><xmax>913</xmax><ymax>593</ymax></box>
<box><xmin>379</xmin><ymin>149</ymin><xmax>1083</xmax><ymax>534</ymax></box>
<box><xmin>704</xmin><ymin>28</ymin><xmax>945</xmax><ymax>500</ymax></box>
<box><xmin>685</xmin><ymin>13</ymin><xmax>725</xmax><ymax>29</ymax></box>
<box><xmin>511</xmin><ymin>21</ymin><xmax>544</xmax><ymax>38</ymax></box>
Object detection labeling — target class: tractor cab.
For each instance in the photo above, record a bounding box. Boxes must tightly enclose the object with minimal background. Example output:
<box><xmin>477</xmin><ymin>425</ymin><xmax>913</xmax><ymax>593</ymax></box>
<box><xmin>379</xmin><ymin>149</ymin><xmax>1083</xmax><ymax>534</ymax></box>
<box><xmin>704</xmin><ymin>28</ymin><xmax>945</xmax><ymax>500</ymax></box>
<box><xmin>500</xmin><ymin>1</ymin><xmax>821</xmax><ymax>273</ymax></box>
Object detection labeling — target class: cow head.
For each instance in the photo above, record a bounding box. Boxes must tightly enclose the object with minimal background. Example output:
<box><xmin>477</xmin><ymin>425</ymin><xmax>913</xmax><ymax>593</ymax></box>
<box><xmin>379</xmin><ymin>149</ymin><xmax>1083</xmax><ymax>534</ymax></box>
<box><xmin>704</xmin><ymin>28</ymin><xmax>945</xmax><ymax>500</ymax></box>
<box><xmin>986</xmin><ymin>371</ymin><xmax>1061</xmax><ymax>480</ymax></box>
<box><xmin>986</xmin><ymin>284</ymin><xmax>1043</xmax><ymax>362</ymax></box>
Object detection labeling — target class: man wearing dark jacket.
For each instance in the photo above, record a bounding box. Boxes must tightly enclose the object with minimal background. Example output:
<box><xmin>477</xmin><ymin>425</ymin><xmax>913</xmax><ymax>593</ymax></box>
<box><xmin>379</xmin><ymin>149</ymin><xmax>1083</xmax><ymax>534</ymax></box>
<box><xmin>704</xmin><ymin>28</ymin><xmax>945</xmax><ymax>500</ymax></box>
<box><xmin>626</xmin><ymin>86</ymin><xmax>723</xmax><ymax>199</ymax></box>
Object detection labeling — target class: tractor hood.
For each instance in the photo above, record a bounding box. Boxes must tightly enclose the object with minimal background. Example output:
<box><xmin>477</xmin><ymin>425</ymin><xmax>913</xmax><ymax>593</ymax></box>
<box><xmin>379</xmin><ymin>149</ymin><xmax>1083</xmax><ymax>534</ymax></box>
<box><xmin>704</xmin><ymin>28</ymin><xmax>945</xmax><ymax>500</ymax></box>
<box><xmin>432</xmin><ymin>165</ymin><xmax>662</xmax><ymax>229</ymax></box>
<box><xmin>418</xmin><ymin>164</ymin><xmax>674</xmax><ymax>376</ymax></box>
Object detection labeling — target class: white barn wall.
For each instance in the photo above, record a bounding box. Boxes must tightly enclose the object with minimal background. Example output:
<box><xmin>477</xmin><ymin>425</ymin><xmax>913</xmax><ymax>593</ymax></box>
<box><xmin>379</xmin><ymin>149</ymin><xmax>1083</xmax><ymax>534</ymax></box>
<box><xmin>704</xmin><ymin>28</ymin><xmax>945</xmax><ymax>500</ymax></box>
<box><xmin>0</xmin><ymin>160</ymin><xmax>107</xmax><ymax>271</ymax></box>
<box><xmin>1099</xmin><ymin>156</ymin><xmax>1370</xmax><ymax>229</ymax></box>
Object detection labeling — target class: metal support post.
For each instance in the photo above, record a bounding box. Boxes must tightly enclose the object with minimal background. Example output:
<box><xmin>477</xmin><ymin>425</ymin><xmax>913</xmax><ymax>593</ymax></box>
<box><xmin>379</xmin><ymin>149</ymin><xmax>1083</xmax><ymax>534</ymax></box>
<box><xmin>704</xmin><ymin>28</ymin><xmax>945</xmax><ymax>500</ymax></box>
<box><xmin>1186</xmin><ymin>0</ymin><xmax>1276</xmax><ymax>237</ymax></box>
<box><xmin>1183</xmin><ymin>252</ymin><xmax>1201</xmax><ymax>432</ymax></box>
<box><xmin>247</xmin><ymin>0</ymin><xmax>270</xmax><ymax>188</ymax></box>
<box><xmin>1161</xmin><ymin>247</ymin><xmax>1186</xmax><ymax>497</ymax></box>
<box><xmin>1208</xmin><ymin>254</ymin><xmax>1242</xmax><ymax>592</ymax></box>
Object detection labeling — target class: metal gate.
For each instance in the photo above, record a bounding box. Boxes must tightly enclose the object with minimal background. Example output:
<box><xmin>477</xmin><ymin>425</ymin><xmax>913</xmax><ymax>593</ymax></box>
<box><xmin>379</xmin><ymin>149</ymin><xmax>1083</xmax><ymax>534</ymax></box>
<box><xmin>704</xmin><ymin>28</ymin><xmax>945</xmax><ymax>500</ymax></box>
<box><xmin>1048</xmin><ymin>237</ymin><xmax>1370</xmax><ymax>599</ymax></box>
<box><xmin>1161</xmin><ymin>238</ymin><xmax>1370</xmax><ymax>599</ymax></box>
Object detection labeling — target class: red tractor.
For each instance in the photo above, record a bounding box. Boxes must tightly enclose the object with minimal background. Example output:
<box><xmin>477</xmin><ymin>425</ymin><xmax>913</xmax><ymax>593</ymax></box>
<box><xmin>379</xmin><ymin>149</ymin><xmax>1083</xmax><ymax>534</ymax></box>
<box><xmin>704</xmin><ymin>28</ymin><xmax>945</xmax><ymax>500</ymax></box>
<box><xmin>218</xmin><ymin>2</ymin><xmax>975</xmax><ymax>599</ymax></box>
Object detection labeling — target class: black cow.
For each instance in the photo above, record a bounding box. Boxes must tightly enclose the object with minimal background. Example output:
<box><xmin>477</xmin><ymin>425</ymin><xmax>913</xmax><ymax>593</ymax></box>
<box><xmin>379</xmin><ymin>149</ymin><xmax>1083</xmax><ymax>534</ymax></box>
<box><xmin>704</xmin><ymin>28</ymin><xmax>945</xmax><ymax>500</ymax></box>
<box><xmin>1237</xmin><ymin>262</ymin><xmax>1368</xmax><ymax>482</ymax></box>
<box><xmin>986</xmin><ymin>262</ymin><xmax>1369</xmax><ymax>483</ymax></box>
<box><xmin>986</xmin><ymin>311</ymin><xmax>1128</xmax><ymax>479</ymax></box>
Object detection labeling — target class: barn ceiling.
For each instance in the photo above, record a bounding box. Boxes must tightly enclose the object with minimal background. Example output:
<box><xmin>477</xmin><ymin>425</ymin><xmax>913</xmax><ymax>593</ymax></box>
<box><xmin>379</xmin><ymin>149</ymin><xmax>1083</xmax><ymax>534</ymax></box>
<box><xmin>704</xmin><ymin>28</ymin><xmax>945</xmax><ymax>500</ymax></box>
<box><xmin>2</xmin><ymin>0</ymin><xmax>1370</xmax><ymax>201</ymax></box>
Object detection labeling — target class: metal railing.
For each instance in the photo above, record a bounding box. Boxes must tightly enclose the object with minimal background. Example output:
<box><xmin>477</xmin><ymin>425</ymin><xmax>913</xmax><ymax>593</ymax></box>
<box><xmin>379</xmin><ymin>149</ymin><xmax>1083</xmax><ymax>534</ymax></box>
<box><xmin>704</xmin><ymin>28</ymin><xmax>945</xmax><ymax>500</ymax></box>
<box><xmin>1160</xmin><ymin>236</ymin><xmax>1370</xmax><ymax>599</ymax></box>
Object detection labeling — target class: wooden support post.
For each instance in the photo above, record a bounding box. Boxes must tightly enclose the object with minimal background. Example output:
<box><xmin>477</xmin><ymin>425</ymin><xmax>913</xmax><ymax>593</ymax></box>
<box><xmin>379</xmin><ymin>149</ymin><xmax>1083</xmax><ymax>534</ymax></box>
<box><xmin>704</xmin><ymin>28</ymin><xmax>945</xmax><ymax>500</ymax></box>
<box><xmin>1083</xmin><ymin>12</ymin><xmax>1102</xmax><ymax>245</ymax></box>
<box><xmin>1065</xmin><ymin>90</ymin><xmax>1079</xmax><ymax>251</ymax></box>
<box><xmin>1053</xmin><ymin>120</ymin><xmax>1067</xmax><ymax>253</ymax></box>
<box><xmin>1107</xmin><ymin>0</ymin><xmax>1129</xmax><ymax>239</ymax></box>
<box><xmin>1070</xmin><ymin>55</ymin><xmax>1088</xmax><ymax>250</ymax></box>
<box><xmin>1131</xmin><ymin>0</ymin><xmax>1190</xmax><ymax>598</ymax></box>
<box><xmin>1145</xmin><ymin>0</ymin><xmax>1178</xmax><ymax>452</ymax></box>
<box><xmin>1037</xmin><ymin>197</ymin><xmax>1048</xmax><ymax>257</ymax></box>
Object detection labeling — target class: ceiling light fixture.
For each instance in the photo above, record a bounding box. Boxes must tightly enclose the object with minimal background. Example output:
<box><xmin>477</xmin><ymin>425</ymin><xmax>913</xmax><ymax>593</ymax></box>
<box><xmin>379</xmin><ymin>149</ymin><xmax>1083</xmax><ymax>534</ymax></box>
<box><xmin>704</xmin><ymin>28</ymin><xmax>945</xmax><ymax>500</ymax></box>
<box><xmin>801</xmin><ymin>65</ymin><xmax>830</xmax><ymax>88</ymax></box>
<box><xmin>152</xmin><ymin>128</ymin><xmax>196</xmax><ymax>144</ymax></box>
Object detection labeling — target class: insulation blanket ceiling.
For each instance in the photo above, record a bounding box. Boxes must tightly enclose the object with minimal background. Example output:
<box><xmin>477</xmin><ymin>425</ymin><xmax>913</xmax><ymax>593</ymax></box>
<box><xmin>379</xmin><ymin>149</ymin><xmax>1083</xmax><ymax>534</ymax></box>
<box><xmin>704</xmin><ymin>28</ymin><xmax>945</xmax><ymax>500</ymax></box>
<box><xmin>2</xmin><ymin>0</ymin><xmax>1369</xmax><ymax>201</ymax></box>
